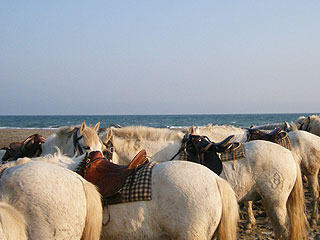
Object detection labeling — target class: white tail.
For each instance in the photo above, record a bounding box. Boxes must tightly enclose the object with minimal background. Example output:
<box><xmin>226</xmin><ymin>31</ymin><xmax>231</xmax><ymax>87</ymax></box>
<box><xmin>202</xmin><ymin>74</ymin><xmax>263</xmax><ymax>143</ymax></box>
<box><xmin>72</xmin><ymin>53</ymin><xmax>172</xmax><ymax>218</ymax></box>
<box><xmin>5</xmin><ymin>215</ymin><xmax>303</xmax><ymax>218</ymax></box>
<box><xmin>0</xmin><ymin>201</ymin><xmax>27</xmax><ymax>240</ymax></box>
<box><xmin>287</xmin><ymin>162</ymin><xmax>308</xmax><ymax>240</ymax></box>
<box><xmin>215</xmin><ymin>177</ymin><xmax>239</xmax><ymax>240</ymax></box>
<box><xmin>80</xmin><ymin>179</ymin><xmax>103</xmax><ymax>240</ymax></box>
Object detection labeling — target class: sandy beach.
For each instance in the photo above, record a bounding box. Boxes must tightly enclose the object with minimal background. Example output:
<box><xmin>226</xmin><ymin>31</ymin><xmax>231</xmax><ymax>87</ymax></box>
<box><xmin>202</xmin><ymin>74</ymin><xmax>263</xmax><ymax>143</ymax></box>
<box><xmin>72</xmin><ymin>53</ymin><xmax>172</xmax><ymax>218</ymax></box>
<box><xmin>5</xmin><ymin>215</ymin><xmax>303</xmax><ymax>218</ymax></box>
<box><xmin>0</xmin><ymin>128</ymin><xmax>57</xmax><ymax>149</ymax></box>
<box><xmin>1</xmin><ymin>128</ymin><xmax>320</xmax><ymax>239</ymax></box>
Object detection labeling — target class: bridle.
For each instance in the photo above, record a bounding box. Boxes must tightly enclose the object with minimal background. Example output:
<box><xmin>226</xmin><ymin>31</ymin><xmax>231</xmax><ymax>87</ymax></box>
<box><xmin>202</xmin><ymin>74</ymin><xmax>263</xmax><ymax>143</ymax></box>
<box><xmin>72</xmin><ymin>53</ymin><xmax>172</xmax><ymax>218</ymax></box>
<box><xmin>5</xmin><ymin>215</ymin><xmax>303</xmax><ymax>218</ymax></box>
<box><xmin>102</xmin><ymin>138</ymin><xmax>113</xmax><ymax>161</ymax></box>
<box><xmin>73</xmin><ymin>128</ymin><xmax>84</xmax><ymax>156</ymax></box>
<box><xmin>101</xmin><ymin>124</ymin><xmax>122</xmax><ymax>161</ymax></box>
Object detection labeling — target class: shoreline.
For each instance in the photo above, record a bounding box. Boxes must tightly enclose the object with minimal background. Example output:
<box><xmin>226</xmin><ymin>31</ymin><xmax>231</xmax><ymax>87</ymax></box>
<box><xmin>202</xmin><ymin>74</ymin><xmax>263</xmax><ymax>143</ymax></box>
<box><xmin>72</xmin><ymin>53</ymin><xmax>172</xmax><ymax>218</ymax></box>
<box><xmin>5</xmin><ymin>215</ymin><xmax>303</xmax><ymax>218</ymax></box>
<box><xmin>0</xmin><ymin>128</ymin><xmax>57</xmax><ymax>148</ymax></box>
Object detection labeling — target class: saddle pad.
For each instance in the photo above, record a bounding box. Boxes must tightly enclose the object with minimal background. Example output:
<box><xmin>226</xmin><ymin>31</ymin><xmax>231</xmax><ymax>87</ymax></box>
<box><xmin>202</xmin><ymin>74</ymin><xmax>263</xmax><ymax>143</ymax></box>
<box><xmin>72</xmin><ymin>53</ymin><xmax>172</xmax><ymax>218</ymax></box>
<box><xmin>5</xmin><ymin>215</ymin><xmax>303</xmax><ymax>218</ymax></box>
<box><xmin>220</xmin><ymin>143</ymin><xmax>246</xmax><ymax>162</ymax></box>
<box><xmin>105</xmin><ymin>161</ymin><xmax>158</xmax><ymax>205</ymax></box>
<box><xmin>274</xmin><ymin>132</ymin><xmax>292</xmax><ymax>150</ymax></box>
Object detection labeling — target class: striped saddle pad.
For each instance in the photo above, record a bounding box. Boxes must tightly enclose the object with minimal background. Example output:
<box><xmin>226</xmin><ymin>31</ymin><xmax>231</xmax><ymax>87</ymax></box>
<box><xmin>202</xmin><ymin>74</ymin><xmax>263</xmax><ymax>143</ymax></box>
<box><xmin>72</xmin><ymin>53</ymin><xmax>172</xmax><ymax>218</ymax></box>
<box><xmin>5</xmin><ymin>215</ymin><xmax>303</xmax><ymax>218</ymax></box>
<box><xmin>220</xmin><ymin>143</ymin><xmax>246</xmax><ymax>162</ymax></box>
<box><xmin>105</xmin><ymin>161</ymin><xmax>158</xmax><ymax>205</ymax></box>
<box><xmin>273</xmin><ymin>132</ymin><xmax>292</xmax><ymax>150</ymax></box>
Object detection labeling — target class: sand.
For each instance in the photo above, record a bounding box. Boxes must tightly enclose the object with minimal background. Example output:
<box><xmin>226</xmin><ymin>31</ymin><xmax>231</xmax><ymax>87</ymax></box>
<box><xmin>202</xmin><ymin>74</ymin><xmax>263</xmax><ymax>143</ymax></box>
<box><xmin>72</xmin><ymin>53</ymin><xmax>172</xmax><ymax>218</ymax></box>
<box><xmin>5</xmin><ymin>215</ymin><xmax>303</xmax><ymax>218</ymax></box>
<box><xmin>0</xmin><ymin>128</ymin><xmax>57</xmax><ymax>149</ymax></box>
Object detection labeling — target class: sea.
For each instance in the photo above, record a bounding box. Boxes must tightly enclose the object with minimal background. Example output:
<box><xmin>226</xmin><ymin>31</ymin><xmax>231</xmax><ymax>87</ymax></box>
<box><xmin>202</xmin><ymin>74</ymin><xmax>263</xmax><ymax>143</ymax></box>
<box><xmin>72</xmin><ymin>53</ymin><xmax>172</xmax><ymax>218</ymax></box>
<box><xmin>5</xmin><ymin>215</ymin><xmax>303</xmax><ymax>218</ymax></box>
<box><xmin>0</xmin><ymin>113</ymin><xmax>312</xmax><ymax>129</ymax></box>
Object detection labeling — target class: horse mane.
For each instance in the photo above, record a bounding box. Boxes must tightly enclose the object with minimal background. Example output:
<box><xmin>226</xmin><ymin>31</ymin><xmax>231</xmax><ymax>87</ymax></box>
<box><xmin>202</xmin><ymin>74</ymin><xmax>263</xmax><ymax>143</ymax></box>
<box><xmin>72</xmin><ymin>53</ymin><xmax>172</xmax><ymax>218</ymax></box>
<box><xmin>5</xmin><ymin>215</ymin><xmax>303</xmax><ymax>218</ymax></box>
<box><xmin>55</xmin><ymin>125</ymin><xmax>99</xmax><ymax>145</ymax></box>
<box><xmin>56</xmin><ymin>126</ymin><xmax>78</xmax><ymax>138</ymax></box>
<box><xmin>111</xmin><ymin>126</ymin><xmax>184</xmax><ymax>142</ymax></box>
<box><xmin>198</xmin><ymin>124</ymin><xmax>246</xmax><ymax>133</ymax></box>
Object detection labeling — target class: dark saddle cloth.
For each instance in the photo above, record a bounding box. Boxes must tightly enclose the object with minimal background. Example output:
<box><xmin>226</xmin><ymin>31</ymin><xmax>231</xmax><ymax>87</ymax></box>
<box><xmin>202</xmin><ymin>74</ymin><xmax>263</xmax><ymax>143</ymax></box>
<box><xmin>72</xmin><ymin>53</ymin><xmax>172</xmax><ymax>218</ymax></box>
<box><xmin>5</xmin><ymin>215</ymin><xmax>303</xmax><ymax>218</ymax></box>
<box><xmin>82</xmin><ymin>150</ymin><xmax>149</xmax><ymax>199</ymax></box>
<box><xmin>181</xmin><ymin>134</ymin><xmax>236</xmax><ymax>175</ymax></box>
<box><xmin>247</xmin><ymin>128</ymin><xmax>292</xmax><ymax>150</ymax></box>
<box><xmin>1</xmin><ymin>134</ymin><xmax>46</xmax><ymax>162</ymax></box>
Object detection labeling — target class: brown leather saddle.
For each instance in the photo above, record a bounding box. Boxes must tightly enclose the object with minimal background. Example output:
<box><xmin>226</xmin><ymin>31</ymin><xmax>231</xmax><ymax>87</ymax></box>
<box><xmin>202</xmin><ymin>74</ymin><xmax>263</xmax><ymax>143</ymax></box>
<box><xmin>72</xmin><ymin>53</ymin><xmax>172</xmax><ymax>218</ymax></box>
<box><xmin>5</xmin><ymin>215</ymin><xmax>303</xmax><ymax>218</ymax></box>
<box><xmin>247</xmin><ymin>128</ymin><xmax>282</xmax><ymax>142</ymax></box>
<box><xmin>1</xmin><ymin>134</ymin><xmax>46</xmax><ymax>162</ymax></box>
<box><xmin>83</xmin><ymin>150</ymin><xmax>149</xmax><ymax>198</ymax></box>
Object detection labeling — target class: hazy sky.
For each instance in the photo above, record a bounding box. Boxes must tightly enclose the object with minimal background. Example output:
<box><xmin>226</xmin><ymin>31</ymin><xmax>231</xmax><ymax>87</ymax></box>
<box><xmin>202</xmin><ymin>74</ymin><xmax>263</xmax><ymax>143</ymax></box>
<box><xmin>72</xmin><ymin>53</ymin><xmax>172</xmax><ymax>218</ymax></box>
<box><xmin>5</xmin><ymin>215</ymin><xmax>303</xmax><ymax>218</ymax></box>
<box><xmin>1</xmin><ymin>1</ymin><xmax>319</xmax><ymax>115</ymax></box>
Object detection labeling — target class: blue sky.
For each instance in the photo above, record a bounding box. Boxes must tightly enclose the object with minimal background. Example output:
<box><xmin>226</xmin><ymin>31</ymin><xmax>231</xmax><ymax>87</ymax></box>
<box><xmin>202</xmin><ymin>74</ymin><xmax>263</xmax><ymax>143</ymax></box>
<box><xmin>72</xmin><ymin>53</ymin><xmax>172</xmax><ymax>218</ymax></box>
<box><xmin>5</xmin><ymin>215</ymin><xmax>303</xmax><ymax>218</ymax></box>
<box><xmin>1</xmin><ymin>1</ymin><xmax>319</xmax><ymax>115</ymax></box>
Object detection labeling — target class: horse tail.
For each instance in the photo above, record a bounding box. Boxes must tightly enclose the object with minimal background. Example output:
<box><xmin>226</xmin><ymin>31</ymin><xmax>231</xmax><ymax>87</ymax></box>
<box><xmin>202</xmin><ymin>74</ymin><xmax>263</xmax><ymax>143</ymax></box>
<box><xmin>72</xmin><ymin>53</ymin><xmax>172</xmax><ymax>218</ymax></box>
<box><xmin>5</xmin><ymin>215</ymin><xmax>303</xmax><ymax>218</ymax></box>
<box><xmin>0</xmin><ymin>201</ymin><xmax>27</xmax><ymax>240</ymax></box>
<box><xmin>215</xmin><ymin>176</ymin><xmax>239</xmax><ymax>240</ymax></box>
<box><xmin>287</xmin><ymin>161</ymin><xmax>308</xmax><ymax>240</ymax></box>
<box><xmin>80</xmin><ymin>179</ymin><xmax>103</xmax><ymax>240</ymax></box>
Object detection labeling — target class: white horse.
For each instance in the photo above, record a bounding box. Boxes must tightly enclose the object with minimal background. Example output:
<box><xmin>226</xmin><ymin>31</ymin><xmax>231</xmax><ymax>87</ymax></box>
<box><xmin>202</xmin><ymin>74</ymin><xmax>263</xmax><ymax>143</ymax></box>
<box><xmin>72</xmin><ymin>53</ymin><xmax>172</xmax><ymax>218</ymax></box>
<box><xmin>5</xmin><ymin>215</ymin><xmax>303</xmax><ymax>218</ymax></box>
<box><xmin>0</xmin><ymin>121</ymin><xmax>105</xmax><ymax>162</ymax></box>
<box><xmin>103</xmin><ymin>126</ymin><xmax>307</xmax><ymax>240</ymax></box>
<box><xmin>0</xmin><ymin>160</ymin><xmax>103</xmax><ymax>240</ymax></box>
<box><xmin>18</xmin><ymin>152</ymin><xmax>239</xmax><ymax>240</ymax></box>
<box><xmin>294</xmin><ymin>115</ymin><xmax>320</xmax><ymax>136</ymax></box>
<box><xmin>195</xmin><ymin>124</ymin><xmax>320</xmax><ymax>225</ymax></box>
<box><xmin>247</xmin><ymin>120</ymin><xmax>300</xmax><ymax>133</ymax></box>
<box><xmin>0</xmin><ymin>200</ymin><xmax>27</xmax><ymax>240</ymax></box>
<box><xmin>41</xmin><ymin>121</ymin><xmax>105</xmax><ymax>157</ymax></box>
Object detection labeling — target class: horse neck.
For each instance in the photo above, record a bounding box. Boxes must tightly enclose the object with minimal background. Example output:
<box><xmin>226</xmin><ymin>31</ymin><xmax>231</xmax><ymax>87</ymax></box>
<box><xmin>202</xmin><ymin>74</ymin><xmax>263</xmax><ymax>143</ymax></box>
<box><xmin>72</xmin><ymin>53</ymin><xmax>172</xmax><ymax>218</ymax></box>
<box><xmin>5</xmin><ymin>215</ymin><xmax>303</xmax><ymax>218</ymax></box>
<box><xmin>33</xmin><ymin>153</ymin><xmax>85</xmax><ymax>171</ymax></box>
<box><xmin>112</xmin><ymin>134</ymin><xmax>183</xmax><ymax>164</ymax></box>
<box><xmin>42</xmin><ymin>134</ymin><xmax>74</xmax><ymax>157</ymax></box>
<box><xmin>287</xmin><ymin>130</ymin><xmax>318</xmax><ymax>166</ymax></box>
<box><xmin>197</xmin><ymin>126</ymin><xmax>247</xmax><ymax>142</ymax></box>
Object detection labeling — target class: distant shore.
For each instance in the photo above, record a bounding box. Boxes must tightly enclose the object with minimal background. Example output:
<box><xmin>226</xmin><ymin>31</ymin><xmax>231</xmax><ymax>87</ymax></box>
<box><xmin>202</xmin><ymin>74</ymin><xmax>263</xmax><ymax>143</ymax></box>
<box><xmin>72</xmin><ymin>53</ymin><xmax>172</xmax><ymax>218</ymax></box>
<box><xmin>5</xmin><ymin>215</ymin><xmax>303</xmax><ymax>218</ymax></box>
<box><xmin>0</xmin><ymin>128</ymin><xmax>57</xmax><ymax>148</ymax></box>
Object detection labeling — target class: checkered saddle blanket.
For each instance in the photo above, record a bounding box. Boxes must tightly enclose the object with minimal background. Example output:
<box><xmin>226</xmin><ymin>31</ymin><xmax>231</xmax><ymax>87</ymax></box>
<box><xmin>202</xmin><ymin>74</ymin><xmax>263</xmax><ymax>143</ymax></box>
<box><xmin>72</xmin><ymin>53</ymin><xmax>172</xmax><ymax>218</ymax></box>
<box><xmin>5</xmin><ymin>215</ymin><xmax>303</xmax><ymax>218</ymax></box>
<box><xmin>271</xmin><ymin>132</ymin><xmax>292</xmax><ymax>150</ymax></box>
<box><xmin>220</xmin><ymin>142</ymin><xmax>246</xmax><ymax>162</ymax></box>
<box><xmin>105</xmin><ymin>161</ymin><xmax>158</xmax><ymax>205</ymax></box>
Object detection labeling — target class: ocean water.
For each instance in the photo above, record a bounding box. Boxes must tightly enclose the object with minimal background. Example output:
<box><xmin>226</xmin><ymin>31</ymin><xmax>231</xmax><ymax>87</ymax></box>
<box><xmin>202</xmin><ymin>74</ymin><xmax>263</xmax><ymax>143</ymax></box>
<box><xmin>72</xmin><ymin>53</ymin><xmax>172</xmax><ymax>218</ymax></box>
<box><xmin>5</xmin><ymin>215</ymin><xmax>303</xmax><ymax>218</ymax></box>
<box><xmin>0</xmin><ymin>113</ymin><xmax>311</xmax><ymax>129</ymax></box>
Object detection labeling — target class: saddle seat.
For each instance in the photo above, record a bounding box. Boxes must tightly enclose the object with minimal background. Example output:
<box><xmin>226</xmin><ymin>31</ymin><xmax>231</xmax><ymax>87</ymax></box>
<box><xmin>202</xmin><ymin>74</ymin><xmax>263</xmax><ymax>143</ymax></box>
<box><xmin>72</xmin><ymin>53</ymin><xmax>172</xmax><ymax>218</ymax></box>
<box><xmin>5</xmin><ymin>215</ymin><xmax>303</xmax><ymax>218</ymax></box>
<box><xmin>248</xmin><ymin>128</ymin><xmax>282</xmax><ymax>141</ymax></box>
<box><xmin>211</xmin><ymin>135</ymin><xmax>235</xmax><ymax>152</ymax></box>
<box><xmin>2</xmin><ymin>134</ymin><xmax>46</xmax><ymax>162</ymax></box>
<box><xmin>84</xmin><ymin>150</ymin><xmax>149</xmax><ymax>198</ymax></box>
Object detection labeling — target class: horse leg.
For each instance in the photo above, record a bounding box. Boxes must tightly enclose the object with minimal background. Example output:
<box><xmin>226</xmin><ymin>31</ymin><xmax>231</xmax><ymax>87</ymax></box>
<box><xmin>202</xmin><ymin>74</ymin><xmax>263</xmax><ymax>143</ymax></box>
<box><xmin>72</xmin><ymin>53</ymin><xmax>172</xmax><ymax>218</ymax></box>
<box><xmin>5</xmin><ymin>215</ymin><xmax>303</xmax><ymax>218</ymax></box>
<box><xmin>244</xmin><ymin>201</ymin><xmax>256</xmax><ymax>233</ymax></box>
<box><xmin>306</xmin><ymin>171</ymin><xmax>319</xmax><ymax>226</ymax></box>
<box><xmin>262</xmin><ymin>199</ymin><xmax>289</xmax><ymax>240</ymax></box>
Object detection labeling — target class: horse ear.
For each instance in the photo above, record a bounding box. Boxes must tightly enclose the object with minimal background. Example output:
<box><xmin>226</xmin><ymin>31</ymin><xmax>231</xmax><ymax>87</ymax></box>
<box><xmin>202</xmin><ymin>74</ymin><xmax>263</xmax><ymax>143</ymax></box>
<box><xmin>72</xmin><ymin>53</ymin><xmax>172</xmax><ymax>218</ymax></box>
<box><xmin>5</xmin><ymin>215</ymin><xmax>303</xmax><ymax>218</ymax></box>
<box><xmin>93</xmin><ymin>122</ymin><xmax>100</xmax><ymax>132</ymax></box>
<box><xmin>79</xmin><ymin>121</ymin><xmax>86</xmax><ymax>135</ymax></box>
<box><xmin>284</xmin><ymin>121</ymin><xmax>290</xmax><ymax>131</ymax></box>
<box><xmin>104</xmin><ymin>128</ymin><xmax>113</xmax><ymax>143</ymax></box>
<box><xmin>291</xmin><ymin>123</ymin><xmax>298</xmax><ymax>131</ymax></box>
<box><xmin>189</xmin><ymin>126</ymin><xmax>196</xmax><ymax>135</ymax></box>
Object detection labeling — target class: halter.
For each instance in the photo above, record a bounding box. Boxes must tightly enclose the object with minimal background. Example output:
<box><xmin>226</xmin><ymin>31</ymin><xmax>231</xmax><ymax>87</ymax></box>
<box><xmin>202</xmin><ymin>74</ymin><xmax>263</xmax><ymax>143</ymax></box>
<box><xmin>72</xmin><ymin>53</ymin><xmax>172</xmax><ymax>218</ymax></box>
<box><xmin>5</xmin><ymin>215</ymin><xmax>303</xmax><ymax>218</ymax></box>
<box><xmin>73</xmin><ymin>128</ymin><xmax>84</xmax><ymax>156</ymax></box>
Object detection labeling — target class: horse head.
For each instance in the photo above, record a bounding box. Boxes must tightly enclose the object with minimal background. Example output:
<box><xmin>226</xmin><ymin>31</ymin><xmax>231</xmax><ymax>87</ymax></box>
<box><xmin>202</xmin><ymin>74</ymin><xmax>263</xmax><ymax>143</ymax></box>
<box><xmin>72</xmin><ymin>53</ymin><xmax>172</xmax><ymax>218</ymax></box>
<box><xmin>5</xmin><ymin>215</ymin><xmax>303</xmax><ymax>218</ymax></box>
<box><xmin>72</xmin><ymin>121</ymin><xmax>105</xmax><ymax>156</ymax></box>
<box><xmin>284</xmin><ymin>121</ymin><xmax>298</xmax><ymax>132</ymax></box>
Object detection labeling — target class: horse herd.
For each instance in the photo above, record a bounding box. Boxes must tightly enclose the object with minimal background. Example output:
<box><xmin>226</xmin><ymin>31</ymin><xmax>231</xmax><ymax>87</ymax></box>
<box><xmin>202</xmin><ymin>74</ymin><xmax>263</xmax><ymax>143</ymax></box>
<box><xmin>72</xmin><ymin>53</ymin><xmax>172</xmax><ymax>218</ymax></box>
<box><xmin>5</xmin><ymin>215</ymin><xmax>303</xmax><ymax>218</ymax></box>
<box><xmin>0</xmin><ymin>114</ymin><xmax>319</xmax><ymax>239</ymax></box>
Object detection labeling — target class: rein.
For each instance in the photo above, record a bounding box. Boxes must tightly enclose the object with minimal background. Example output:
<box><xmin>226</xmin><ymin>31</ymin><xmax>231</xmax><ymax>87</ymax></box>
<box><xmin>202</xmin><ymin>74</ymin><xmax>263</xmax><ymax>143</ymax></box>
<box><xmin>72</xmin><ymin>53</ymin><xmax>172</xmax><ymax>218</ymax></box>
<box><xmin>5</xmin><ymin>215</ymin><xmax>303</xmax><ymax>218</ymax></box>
<box><xmin>169</xmin><ymin>134</ymin><xmax>190</xmax><ymax>161</ymax></box>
